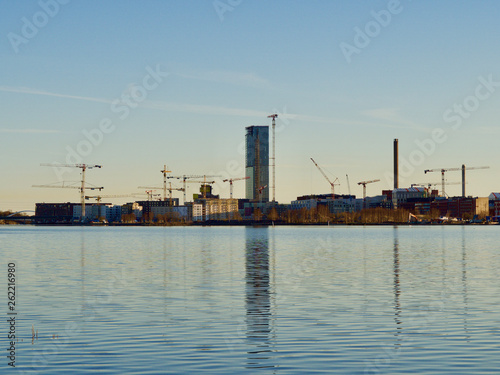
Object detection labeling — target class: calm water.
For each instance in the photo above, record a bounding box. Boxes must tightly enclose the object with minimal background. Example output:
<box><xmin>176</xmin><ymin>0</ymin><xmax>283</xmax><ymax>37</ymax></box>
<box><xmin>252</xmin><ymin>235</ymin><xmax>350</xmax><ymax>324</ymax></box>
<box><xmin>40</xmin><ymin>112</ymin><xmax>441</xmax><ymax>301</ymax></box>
<box><xmin>1</xmin><ymin>225</ymin><xmax>500</xmax><ymax>374</ymax></box>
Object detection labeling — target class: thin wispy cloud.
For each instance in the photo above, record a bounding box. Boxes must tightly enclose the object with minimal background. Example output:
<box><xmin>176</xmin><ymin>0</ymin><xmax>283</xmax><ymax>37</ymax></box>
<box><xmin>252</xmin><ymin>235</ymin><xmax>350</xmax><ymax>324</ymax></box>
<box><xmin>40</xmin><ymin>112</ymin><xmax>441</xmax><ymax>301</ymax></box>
<box><xmin>0</xmin><ymin>128</ymin><xmax>60</xmax><ymax>134</ymax></box>
<box><xmin>362</xmin><ymin>107</ymin><xmax>428</xmax><ymax>132</ymax></box>
<box><xmin>175</xmin><ymin>70</ymin><xmax>272</xmax><ymax>89</ymax></box>
<box><xmin>0</xmin><ymin>86</ymin><xmax>111</xmax><ymax>104</ymax></box>
<box><xmin>0</xmin><ymin>85</ymin><xmax>423</xmax><ymax>132</ymax></box>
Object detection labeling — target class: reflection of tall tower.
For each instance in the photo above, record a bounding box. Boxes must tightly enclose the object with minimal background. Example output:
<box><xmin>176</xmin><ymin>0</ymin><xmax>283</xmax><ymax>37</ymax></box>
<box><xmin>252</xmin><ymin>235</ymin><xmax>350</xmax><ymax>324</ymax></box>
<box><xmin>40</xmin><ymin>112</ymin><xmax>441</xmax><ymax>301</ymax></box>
<box><xmin>245</xmin><ymin>126</ymin><xmax>269</xmax><ymax>202</ymax></box>
<box><xmin>245</xmin><ymin>227</ymin><xmax>274</xmax><ymax>370</ymax></box>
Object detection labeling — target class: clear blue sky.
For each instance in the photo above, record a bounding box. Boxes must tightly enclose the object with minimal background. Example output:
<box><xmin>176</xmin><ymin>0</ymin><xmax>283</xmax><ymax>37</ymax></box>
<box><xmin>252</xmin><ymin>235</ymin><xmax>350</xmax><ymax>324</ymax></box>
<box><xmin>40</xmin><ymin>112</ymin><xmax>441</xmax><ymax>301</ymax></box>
<box><xmin>1</xmin><ymin>0</ymin><xmax>500</xmax><ymax>211</ymax></box>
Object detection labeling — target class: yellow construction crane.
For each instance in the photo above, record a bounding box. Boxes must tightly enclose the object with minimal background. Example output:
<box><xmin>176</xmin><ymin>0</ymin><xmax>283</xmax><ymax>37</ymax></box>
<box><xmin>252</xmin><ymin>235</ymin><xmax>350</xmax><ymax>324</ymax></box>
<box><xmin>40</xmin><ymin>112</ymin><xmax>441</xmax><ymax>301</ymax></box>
<box><xmin>138</xmin><ymin>182</ymin><xmax>184</xmax><ymax>206</ymax></box>
<box><xmin>357</xmin><ymin>179</ymin><xmax>380</xmax><ymax>199</ymax></box>
<box><xmin>310</xmin><ymin>158</ymin><xmax>339</xmax><ymax>199</ymax></box>
<box><xmin>424</xmin><ymin>165</ymin><xmax>489</xmax><ymax>197</ymax></box>
<box><xmin>166</xmin><ymin>175</ymin><xmax>221</xmax><ymax>202</ymax></box>
<box><xmin>185</xmin><ymin>180</ymin><xmax>216</xmax><ymax>199</ymax></box>
<box><xmin>35</xmin><ymin>163</ymin><xmax>102</xmax><ymax>221</ymax></box>
<box><xmin>222</xmin><ymin>177</ymin><xmax>249</xmax><ymax>199</ymax></box>
<box><xmin>138</xmin><ymin>164</ymin><xmax>172</xmax><ymax>201</ymax></box>
<box><xmin>160</xmin><ymin>165</ymin><xmax>172</xmax><ymax>201</ymax></box>
<box><xmin>84</xmin><ymin>194</ymin><xmax>132</xmax><ymax>204</ymax></box>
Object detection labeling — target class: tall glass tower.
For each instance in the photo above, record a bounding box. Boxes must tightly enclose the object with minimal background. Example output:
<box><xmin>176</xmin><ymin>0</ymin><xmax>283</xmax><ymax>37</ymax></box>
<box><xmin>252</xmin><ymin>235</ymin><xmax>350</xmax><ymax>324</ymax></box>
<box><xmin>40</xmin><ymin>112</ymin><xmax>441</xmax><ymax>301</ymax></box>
<box><xmin>245</xmin><ymin>126</ymin><xmax>269</xmax><ymax>202</ymax></box>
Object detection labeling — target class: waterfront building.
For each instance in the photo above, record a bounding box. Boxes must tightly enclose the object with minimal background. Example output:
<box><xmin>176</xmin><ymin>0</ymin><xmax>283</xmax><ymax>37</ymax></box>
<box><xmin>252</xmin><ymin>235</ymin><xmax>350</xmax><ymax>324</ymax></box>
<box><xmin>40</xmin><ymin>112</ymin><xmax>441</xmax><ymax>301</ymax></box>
<box><xmin>245</xmin><ymin>126</ymin><xmax>269</xmax><ymax>202</ymax></box>
<box><xmin>392</xmin><ymin>187</ymin><xmax>428</xmax><ymax>208</ymax></box>
<box><xmin>35</xmin><ymin>202</ymin><xmax>76</xmax><ymax>223</ymax></box>
<box><xmin>489</xmin><ymin>193</ymin><xmax>500</xmax><ymax>216</ymax></box>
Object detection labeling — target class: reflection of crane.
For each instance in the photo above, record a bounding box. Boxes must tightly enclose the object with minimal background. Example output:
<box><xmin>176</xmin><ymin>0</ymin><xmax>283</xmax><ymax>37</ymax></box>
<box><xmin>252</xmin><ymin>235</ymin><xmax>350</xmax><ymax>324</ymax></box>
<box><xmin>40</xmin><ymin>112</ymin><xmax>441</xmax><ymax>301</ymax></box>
<box><xmin>310</xmin><ymin>158</ymin><xmax>339</xmax><ymax>199</ymax></box>
<box><xmin>36</xmin><ymin>163</ymin><xmax>102</xmax><ymax>221</ymax></box>
<box><xmin>357</xmin><ymin>179</ymin><xmax>380</xmax><ymax>199</ymax></box>
<box><xmin>268</xmin><ymin>114</ymin><xmax>278</xmax><ymax>202</ymax></box>
<box><xmin>222</xmin><ymin>177</ymin><xmax>249</xmax><ymax>199</ymax></box>
<box><xmin>424</xmin><ymin>165</ymin><xmax>489</xmax><ymax>197</ymax></box>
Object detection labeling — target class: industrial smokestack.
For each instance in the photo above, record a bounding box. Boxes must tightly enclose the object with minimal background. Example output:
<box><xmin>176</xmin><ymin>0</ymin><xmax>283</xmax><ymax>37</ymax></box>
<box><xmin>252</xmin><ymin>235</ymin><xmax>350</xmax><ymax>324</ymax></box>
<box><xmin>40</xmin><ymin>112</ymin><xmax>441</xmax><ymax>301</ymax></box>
<box><xmin>394</xmin><ymin>139</ymin><xmax>399</xmax><ymax>189</ymax></box>
<box><xmin>462</xmin><ymin>164</ymin><xmax>466</xmax><ymax>197</ymax></box>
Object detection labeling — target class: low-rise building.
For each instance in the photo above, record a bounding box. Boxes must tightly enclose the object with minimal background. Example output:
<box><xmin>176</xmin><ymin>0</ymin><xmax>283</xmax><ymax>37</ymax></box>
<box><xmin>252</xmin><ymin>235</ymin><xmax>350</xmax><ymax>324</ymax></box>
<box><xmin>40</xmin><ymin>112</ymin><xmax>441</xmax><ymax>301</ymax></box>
<box><xmin>431</xmin><ymin>197</ymin><xmax>489</xmax><ymax>218</ymax></box>
<box><xmin>392</xmin><ymin>187</ymin><xmax>428</xmax><ymax>208</ymax></box>
<box><xmin>35</xmin><ymin>202</ymin><xmax>76</xmax><ymax>223</ymax></box>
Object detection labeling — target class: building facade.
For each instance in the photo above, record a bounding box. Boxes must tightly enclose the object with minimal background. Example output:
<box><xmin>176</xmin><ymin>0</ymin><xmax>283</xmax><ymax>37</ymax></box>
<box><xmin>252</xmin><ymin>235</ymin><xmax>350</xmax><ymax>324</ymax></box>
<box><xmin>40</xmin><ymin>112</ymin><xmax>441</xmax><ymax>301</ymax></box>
<box><xmin>392</xmin><ymin>187</ymin><xmax>428</xmax><ymax>208</ymax></box>
<box><xmin>245</xmin><ymin>126</ymin><xmax>269</xmax><ymax>202</ymax></box>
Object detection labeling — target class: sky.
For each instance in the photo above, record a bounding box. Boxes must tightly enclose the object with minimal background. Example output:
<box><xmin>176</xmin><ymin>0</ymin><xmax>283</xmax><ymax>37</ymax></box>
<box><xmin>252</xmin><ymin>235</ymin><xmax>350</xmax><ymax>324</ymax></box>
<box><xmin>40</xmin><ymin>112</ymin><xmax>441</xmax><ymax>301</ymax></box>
<box><xmin>1</xmin><ymin>0</ymin><xmax>500</xmax><ymax>211</ymax></box>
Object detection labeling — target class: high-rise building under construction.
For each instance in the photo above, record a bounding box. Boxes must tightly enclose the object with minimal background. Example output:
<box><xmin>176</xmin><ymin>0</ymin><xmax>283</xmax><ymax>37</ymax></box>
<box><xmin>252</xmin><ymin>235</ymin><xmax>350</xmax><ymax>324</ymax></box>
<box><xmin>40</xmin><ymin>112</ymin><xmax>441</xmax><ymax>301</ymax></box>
<box><xmin>245</xmin><ymin>126</ymin><xmax>269</xmax><ymax>202</ymax></box>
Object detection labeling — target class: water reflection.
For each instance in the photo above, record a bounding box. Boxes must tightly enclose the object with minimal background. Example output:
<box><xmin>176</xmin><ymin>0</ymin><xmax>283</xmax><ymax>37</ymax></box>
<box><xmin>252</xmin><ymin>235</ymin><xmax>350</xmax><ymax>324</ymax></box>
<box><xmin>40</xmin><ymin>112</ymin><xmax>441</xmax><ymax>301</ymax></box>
<box><xmin>393</xmin><ymin>227</ymin><xmax>402</xmax><ymax>341</ymax></box>
<box><xmin>461</xmin><ymin>226</ymin><xmax>470</xmax><ymax>341</ymax></box>
<box><xmin>245</xmin><ymin>227</ymin><xmax>276</xmax><ymax>370</ymax></box>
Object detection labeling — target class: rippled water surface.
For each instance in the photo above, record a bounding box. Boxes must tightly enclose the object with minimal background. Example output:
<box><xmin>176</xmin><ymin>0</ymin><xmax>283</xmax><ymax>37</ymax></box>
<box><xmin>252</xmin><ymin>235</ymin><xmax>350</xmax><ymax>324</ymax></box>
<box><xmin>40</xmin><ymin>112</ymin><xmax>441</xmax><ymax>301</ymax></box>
<box><xmin>1</xmin><ymin>225</ymin><xmax>500</xmax><ymax>374</ymax></box>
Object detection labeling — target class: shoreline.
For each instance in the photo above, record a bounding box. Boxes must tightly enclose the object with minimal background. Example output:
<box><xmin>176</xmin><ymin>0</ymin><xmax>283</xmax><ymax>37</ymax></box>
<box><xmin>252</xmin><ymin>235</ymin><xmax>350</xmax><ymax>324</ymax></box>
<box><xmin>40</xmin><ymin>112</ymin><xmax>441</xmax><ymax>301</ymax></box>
<box><xmin>1</xmin><ymin>221</ymin><xmax>497</xmax><ymax>227</ymax></box>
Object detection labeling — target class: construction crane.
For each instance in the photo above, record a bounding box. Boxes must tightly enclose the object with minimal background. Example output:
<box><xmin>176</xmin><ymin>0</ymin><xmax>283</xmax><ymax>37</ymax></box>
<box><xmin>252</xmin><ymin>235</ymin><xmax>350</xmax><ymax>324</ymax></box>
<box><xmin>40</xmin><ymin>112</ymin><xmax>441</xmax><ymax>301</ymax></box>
<box><xmin>258</xmin><ymin>185</ymin><xmax>268</xmax><ymax>204</ymax></box>
<box><xmin>138</xmin><ymin>182</ymin><xmax>184</xmax><ymax>206</ymax></box>
<box><xmin>357</xmin><ymin>179</ymin><xmax>380</xmax><ymax>199</ymax></box>
<box><xmin>268</xmin><ymin>114</ymin><xmax>278</xmax><ymax>202</ymax></box>
<box><xmin>185</xmin><ymin>180</ymin><xmax>216</xmax><ymax>199</ymax></box>
<box><xmin>411</xmin><ymin>182</ymin><xmax>461</xmax><ymax>190</ymax></box>
<box><xmin>36</xmin><ymin>163</ymin><xmax>102</xmax><ymax>221</ymax></box>
<box><xmin>166</xmin><ymin>175</ymin><xmax>221</xmax><ymax>203</ymax></box>
<box><xmin>310</xmin><ymin>158</ymin><xmax>340</xmax><ymax>199</ymax></box>
<box><xmin>160</xmin><ymin>165</ymin><xmax>172</xmax><ymax>201</ymax></box>
<box><xmin>424</xmin><ymin>165</ymin><xmax>489</xmax><ymax>197</ymax></box>
<box><xmin>138</xmin><ymin>164</ymin><xmax>172</xmax><ymax>201</ymax></box>
<box><xmin>222</xmin><ymin>177</ymin><xmax>249</xmax><ymax>199</ymax></box>
<box><xmin>142</xmin><ymin>190</ymin><xmax>160</xmax><ymax>201</ymax></box>
<box><xmin>84</xmin><ymin>194</ymin><xmax>132</xmax><ymax>204</ymax></box>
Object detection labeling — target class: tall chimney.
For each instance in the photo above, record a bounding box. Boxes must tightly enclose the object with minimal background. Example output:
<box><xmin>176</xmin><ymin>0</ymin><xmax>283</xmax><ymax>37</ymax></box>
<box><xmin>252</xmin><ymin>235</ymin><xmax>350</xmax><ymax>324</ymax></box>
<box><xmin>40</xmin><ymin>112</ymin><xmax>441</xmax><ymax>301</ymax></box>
<box><xmin>393</xmin><ymin>139</ymin><xmax>399</xmax><ymax>189</ymax></box>
<box><xmin>462</xmin><ymin>164</ymin><xmax>466</xmax><ymax>197</ymax></box>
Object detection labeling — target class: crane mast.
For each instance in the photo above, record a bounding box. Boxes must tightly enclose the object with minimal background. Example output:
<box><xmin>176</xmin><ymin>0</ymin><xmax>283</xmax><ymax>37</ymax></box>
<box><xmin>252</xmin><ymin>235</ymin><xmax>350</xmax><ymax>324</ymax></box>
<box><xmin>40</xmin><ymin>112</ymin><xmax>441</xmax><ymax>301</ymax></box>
<box><xmin>357</xmin><ymin>179</ymin><xmax>380</xmax><ymax>199</ymax></box>
<box><xmin>38</xmin><ymin>163</ymin><xmax>102</xmax><ymax>221</ymax></box>
<box><xmin>268</xmin><ymin>114</ymin><xmax>278</xmax><ymax>203</ymax></box>
<box><xmin>222</xmin><ymin>177</ymin><xmax>250</xmax><ymax>199</ymax></box>
<box><xmin>161</xmin><ymin>165</ymin><xmax>172</xmax><ymax>201</ymax></box>
<box><xmin>424</xmin><ymin>165</ymin><xmax>489</xmax><ymax>197</ymax></box>
<box><xmin>310</xmin><ymin>158</ymin><xmax>339</xmax><ymax>199</ymax></box>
